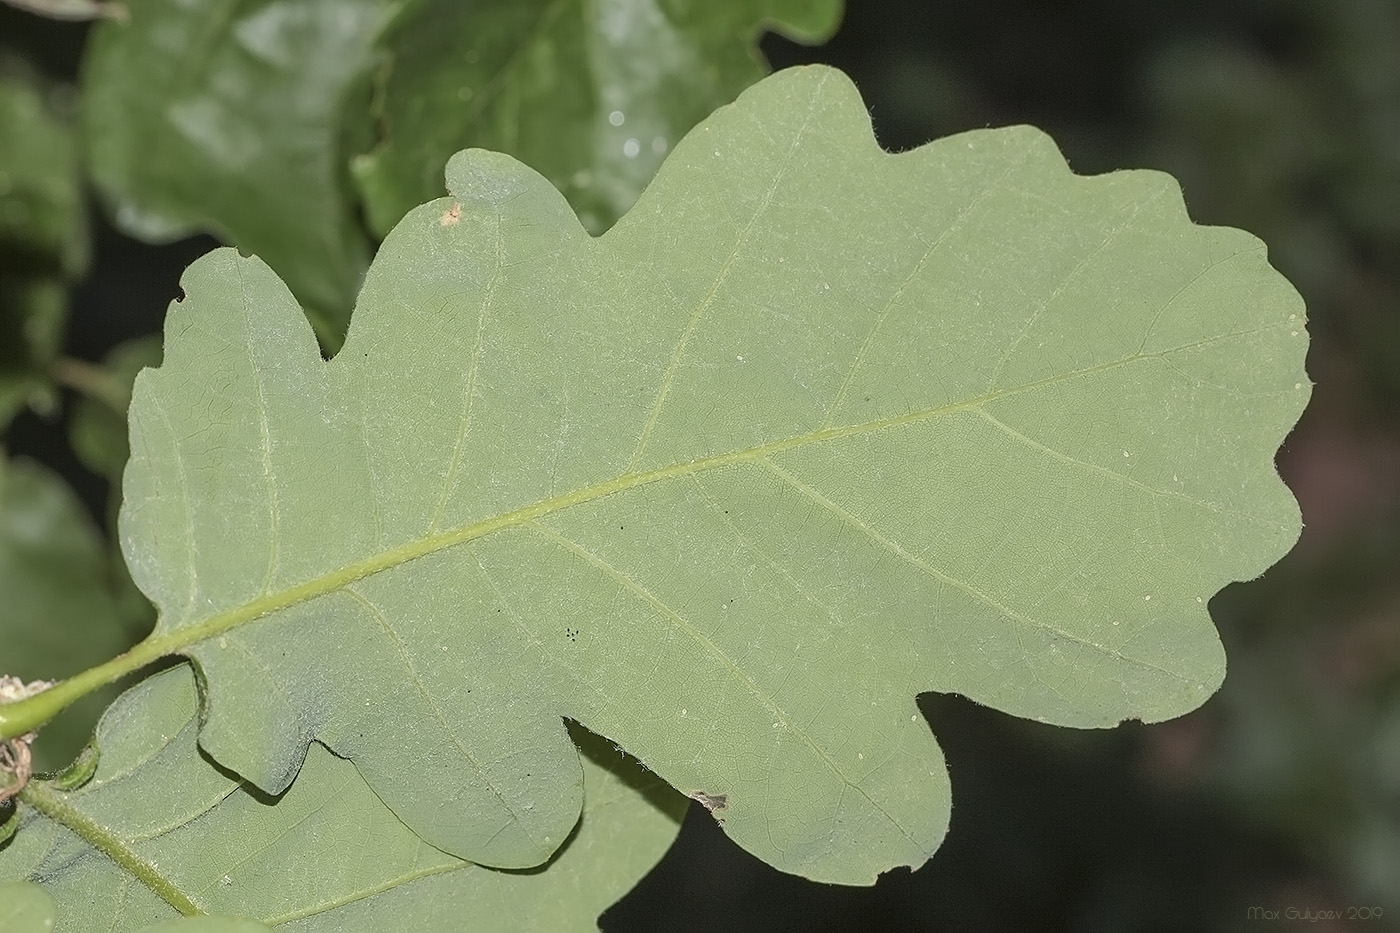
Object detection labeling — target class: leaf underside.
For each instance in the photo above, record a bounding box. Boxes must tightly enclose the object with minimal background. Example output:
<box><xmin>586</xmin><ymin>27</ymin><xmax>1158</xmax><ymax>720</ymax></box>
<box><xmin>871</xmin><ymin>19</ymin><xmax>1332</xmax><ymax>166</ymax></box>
<box><xmin>112</xmin><ymin>65</ymin><xmax>1307</xmax><ymax>884</ymax></box>
<box><xmin>3</xmin><ymin>665</ymin><xmax>683</xmax><ymax>930</ymax></box>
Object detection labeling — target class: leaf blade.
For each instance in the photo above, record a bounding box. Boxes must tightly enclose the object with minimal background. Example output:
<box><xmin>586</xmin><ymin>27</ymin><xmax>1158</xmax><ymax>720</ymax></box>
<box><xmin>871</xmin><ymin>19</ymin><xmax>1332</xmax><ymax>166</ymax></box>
<box><xmin>116</xmin><ymin>65</ymin><xmax>1309</xmax><ymax>883</ymax></box>
<box><xmin>0</xmin><ymin>666</ymin><xmax>685</xmax><ymax>930</ymax></box>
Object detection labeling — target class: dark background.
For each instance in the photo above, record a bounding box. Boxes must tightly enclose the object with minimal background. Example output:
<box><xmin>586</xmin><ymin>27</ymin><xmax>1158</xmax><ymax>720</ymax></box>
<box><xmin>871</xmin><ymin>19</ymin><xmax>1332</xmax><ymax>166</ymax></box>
<box><xmin>5</xmin><ymin>1</ymin><xmax>1399</xmax><ymax>930</ymax></box>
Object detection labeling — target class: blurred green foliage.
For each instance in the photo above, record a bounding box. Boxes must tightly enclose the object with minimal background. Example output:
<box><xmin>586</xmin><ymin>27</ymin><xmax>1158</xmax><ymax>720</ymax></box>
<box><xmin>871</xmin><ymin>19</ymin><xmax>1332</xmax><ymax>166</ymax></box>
<box><xmin>0</xmin><ymin>63</ymin><xmax>81</xmax><ymax>428</ymax></box>
<box><xmin>78</xmin><ymin>0</ymin><xmax>838</xmax><ymax>345</ymax></box>
<box><xmin>0</xmin><ymin>456</ymin><xmax>136</xmax><ymax>771</ymax></box>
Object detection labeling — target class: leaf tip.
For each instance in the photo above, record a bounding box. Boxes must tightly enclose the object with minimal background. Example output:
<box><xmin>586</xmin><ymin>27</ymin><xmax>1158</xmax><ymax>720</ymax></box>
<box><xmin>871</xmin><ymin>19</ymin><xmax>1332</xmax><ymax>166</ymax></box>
<box><xmin>687</xmin><ymin>789</ymin><xmax>729</xmax><ymax>823</ymax></box>
<box><xmin>443</xmin><ymin>149</ymin><xmax>536</xmax><ymax>207</ymax></box>
<box><xmin>441</xmin><ymin>148</ymin><xmax>584</xmax><ymax>234</ymax></box>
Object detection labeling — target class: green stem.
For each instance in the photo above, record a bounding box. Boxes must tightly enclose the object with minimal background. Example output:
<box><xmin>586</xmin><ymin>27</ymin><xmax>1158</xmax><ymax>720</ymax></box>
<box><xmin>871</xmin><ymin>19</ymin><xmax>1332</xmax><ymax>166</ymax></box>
<box><xmin>5</xmin><ymin>368</ymin><xmax>1070</xmax><ymax>743</ymax></box>
<box><xmin>20</xmin><ymin>780</ymin><xmax>202</xmax><ymax>915</ymax></box>
<box><xmin>0</xmin><ymin>639</ymin><xmax>163</xmax><ymax>741</ymax></box>
<box><xmin>0</xmin><ymin>560</ymin><xmax>368</xmax><ymax>742</ymax></box>
<box><xmin>51</xmin><ymin>356</ymin><xmax>130</xmax><ymax>415</ymax></box>
<box><xmin>4</xmin><ymin>380</ymin><xmax>1002</xmax><ymax>741</ymax></box>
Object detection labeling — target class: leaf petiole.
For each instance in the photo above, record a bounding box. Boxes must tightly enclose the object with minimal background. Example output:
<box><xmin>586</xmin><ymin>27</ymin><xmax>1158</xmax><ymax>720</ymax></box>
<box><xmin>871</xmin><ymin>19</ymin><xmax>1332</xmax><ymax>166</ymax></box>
<box><xmin>0</xmin><ymin>638</ymin><xmax>169</xmax><ymax>742</ymax></box>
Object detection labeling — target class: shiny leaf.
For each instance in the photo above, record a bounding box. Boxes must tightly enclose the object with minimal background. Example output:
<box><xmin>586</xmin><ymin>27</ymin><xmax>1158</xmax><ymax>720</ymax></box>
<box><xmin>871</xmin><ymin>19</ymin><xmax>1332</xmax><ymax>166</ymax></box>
<box><xmin>80</xmin><ymin>0</ymin><xmax>401</xmax><ymax>342</ymax></box>
<box><xmin>78</xmin><ymin>0</ymin><xmax>841</xmax><ymax>346</ymax></box>
<box><xmin>353</xmin><ymin>0</ymin><xmax>841</xmax><ymax>235</ymax></box>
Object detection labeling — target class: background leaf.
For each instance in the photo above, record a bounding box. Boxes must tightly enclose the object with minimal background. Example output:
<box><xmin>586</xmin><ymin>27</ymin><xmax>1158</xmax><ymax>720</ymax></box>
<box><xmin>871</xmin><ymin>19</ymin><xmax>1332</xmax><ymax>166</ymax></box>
<box><xmin>0</xmin><ymin>66</ymin><xmax>83</xmax><ymax>428</ymax></box>
<box><xmin>0</xmin><ymin>664</ymin><xmax>685</xmax><ymax>930</ymax></box>
<box><xmin>352</xmin><ymin>0</ymin><xmax>842</xmax><ymax>236</ymax></box>
<box><xmin>112</xmin><ymin>65</ymin><xmax>1309</xmax><ymax>885</ymax></box>
<box><xmin>79</xmin><ymin>0</ymin><xmax>401</xmax><ymax>342</ymax></box>
<box><xmin>0</xmin><ymin>457</ymin><xmax>136</xmax><ymax>770</ymax></box>
<box><xmin>79</xmin><ymin>0</ymin><xmax>840</xmax><ymax>345</ymax></box>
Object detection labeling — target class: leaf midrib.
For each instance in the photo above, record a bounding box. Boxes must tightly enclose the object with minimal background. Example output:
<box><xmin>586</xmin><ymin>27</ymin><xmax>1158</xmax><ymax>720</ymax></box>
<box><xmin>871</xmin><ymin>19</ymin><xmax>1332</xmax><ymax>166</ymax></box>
<box><xmin>19</xmin><ymin>781</ymin><xmax>203</xmax><ymax>917</ymax></box>
<box><xmin>136</xmin><ymin>321</ymin><xmax>1278</xmax><ymax>665</ymax></box>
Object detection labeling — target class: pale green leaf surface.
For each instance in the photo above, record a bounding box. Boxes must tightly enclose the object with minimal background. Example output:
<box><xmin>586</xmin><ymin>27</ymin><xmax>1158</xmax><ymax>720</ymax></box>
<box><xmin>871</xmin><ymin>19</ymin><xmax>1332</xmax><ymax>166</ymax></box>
<box><xmin>0</xmin><ymin>665</ymin><xmax>685</xmax><ymax>930</ymax></box>
<box><xmin>353</xmin><ymin>0</ymin><xmax>841</xmax><ymax>236</ymax></box>
<box><xmin>80</xmin><ymin>0</ymin><xmax>402</xmax><ymax>341</ymax></box>
<box><xmin>118</xmin><ymin>66</ymin><xmax>1309</xmax><ymax>883</ymax></box>
<box><xmin>0</xmin><ymin>458</ymin><xmax>135</xmax><ymax>770</ymax></box>
<box><xmin>136</xmin><ymin>920</ymin><xmax>270</xmax><ymax>933</ymax></box>
<box><xmin>0</xmin><ymin>881</ymin><xmax>56</xmax><ymax>933</ymax></box>
<box><xmin>77</xmin><ymin>0</ymin><xmax>837</xmax><ymax>345</ymax></box>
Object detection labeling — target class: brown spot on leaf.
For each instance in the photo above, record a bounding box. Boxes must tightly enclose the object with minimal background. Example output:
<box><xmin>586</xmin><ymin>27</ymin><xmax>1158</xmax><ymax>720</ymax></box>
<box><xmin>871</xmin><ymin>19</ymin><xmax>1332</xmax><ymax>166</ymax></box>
<box><xmin>440</xmin><ymin>202</ymin><xmax>462</xmax><ymax>226</ymax></box>
<box><xmin>688</xmin><ymin>790</ymin><xmax>728</xmax><ymax>821</ymax></box>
